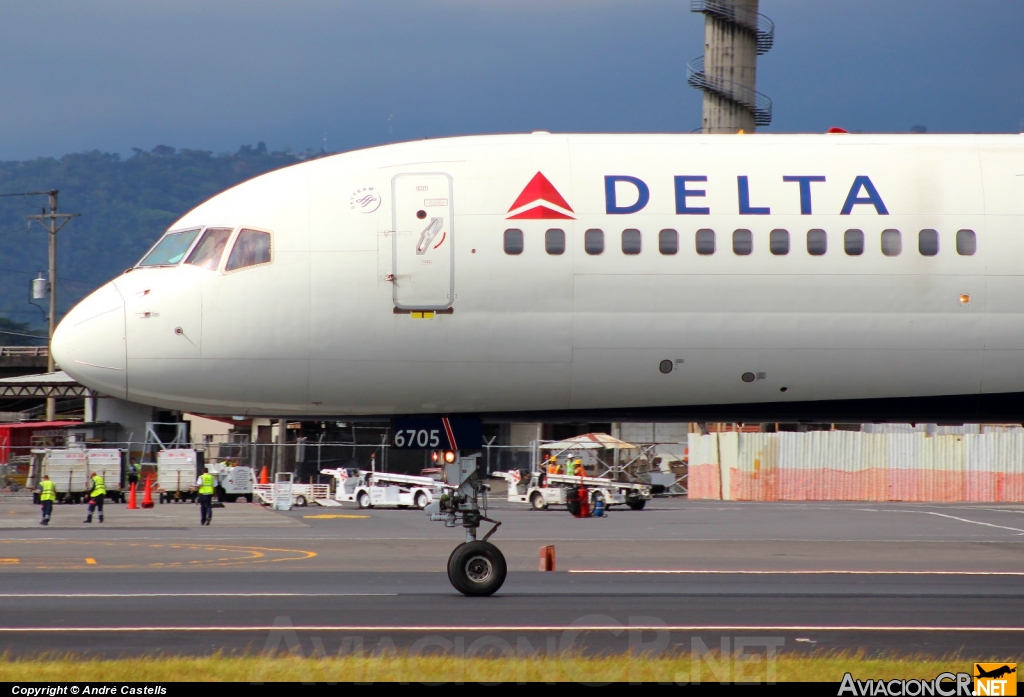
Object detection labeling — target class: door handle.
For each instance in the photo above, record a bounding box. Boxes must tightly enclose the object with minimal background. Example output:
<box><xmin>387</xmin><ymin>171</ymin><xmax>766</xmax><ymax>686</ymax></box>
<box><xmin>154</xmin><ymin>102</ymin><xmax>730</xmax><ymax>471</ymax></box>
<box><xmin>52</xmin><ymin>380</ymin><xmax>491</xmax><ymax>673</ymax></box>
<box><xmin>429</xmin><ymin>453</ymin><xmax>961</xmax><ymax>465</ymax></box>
<box><xmin>415</xmin><ymin>218</ymin><xmax>443</xmax><ymax>255</ymax></box>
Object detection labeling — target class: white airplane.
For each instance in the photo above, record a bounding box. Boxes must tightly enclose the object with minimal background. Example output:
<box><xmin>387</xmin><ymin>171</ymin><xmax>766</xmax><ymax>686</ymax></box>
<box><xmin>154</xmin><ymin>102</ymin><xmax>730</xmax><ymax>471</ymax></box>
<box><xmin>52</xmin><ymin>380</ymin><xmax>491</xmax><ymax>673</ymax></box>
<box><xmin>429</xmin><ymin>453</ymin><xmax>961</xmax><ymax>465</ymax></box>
<box><xmin>52</xmin><ymin>131</ymin><xmax>1024</xmax><ymax>594</ymax></box>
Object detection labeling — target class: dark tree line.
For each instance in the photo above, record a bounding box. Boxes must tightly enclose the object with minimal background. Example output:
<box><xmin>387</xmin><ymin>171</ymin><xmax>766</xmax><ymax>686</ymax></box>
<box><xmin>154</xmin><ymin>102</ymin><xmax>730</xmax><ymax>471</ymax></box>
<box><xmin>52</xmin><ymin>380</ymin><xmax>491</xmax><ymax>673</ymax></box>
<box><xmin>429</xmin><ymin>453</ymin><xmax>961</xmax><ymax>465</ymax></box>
<box><xmin>0</xmin><ymin>143</ymin><xmax>314</xmax><ymax>336</ymax></box>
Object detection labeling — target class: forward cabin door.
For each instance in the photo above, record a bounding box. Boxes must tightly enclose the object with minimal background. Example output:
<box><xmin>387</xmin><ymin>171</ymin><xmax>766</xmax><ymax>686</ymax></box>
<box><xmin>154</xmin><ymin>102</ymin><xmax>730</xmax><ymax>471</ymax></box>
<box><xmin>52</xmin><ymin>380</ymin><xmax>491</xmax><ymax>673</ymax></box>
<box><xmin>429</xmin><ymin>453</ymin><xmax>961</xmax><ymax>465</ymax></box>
<box><xmin>391</xmin><ymin>173</ymin><xmax>454</xmax><ymax>311</ymax></box>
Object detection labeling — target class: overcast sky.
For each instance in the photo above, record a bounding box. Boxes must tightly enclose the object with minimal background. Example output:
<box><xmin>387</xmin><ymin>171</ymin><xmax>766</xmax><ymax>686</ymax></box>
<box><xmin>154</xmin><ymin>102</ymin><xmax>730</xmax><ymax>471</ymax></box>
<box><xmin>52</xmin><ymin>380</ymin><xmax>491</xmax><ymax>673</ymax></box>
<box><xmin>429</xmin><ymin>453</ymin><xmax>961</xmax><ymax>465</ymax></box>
<box><xmin>1</xmin><ymin>0</ymin><xmax>1021</xmax><ymax>160</ymax></box>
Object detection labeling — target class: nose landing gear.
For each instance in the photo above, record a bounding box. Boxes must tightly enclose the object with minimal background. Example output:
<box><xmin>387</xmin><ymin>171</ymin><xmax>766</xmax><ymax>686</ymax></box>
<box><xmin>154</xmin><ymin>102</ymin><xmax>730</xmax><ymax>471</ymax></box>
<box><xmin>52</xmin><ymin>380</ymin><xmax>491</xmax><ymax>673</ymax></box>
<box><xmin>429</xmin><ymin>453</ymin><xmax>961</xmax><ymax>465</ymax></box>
<box><xmin>425</xmin><ymin>454</ymin><xmax>505</xmax><ymax>596</ymax></box>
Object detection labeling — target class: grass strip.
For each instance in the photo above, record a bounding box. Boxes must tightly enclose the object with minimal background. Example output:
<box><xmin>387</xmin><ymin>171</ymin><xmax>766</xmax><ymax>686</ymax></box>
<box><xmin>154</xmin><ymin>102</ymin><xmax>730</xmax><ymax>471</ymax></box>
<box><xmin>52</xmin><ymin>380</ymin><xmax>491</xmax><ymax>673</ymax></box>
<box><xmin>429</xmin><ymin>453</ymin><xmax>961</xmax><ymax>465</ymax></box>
<box><xmin>0</xmin><ymin>651</ymin><xmax>1012</xmax><ymax>683</ymax></box>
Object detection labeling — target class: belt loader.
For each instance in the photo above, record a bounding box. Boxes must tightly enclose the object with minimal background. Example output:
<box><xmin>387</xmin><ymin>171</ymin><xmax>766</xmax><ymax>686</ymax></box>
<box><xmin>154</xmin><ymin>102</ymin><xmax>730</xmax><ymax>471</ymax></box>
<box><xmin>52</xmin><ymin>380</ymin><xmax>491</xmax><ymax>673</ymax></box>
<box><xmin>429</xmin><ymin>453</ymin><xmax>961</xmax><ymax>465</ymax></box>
<box><xmin>321</xmin><ymin>468</ymin><xmax>442</xmax><ymax>509</ymax></box>
<box><xmin>497</xmin><ymin>470</ymin><xmax>652</xmax><ymax>511</ymax></box>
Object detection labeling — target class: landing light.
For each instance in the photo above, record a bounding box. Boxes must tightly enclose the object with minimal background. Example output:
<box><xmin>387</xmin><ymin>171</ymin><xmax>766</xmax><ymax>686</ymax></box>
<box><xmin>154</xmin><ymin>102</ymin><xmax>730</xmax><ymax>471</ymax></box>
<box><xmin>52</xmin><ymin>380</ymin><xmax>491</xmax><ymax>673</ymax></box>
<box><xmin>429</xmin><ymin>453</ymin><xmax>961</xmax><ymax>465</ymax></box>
<box><xmin>443</xmin><ymin>450</ymin><xmax>457</xmax><ymax>464</ymax></box>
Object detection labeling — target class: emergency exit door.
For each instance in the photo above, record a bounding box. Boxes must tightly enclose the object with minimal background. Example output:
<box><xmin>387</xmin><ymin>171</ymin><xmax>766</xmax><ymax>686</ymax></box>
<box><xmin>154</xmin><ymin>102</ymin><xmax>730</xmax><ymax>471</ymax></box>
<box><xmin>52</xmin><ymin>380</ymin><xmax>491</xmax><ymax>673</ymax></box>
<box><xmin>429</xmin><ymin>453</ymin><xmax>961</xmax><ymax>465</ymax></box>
<box><xmin>391</xmin><ymin>173</ymin><xmax>454</xmax><ymax>311</ymax></box>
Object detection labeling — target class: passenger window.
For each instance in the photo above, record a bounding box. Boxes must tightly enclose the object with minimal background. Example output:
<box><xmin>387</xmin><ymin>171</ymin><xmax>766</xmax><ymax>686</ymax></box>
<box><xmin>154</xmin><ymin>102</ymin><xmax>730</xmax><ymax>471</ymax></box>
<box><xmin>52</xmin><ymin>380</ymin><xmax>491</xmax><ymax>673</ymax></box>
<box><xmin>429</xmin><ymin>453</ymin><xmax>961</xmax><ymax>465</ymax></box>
<box><xmin>956</xmin><ymin>229</ymin><xmax>977</xmax><ymax>256</ymax></box>
<box><xmin>138</xmin><ymin>228</ymin><xmax>201</xmax><ymax>266</ymax></box>
<box><xmin>658</xmin><ymin>229</ymin><xmax>678</xmax><ymax>255</ymax></box>
<box><xmin>695</xmin><ymin>229</ymin><xmax>715</xmax><ymax>255</ymax></box>
<box><xmin>225</xmin><ymin>229</ymin><xmax>272</xmax><ymax>271</ymax></box>
<box><xmin>545</xmin><ymin>228</ymin><xmax>565</xmax><ymax>255</ymax></box>
<box><xmin>806</xmin><ymin>229</ymin><xmax>827</xmax><ymax>256</ymax></box>
<box><xmin>769</xmin><ymin>229</ymin><xmax>789</xmax><ymax>255</ymax></box>
<box><xmin>622</xmin><ymin>229</ymin><xmax>642</xmax><ymax>255</ymax></box>
<box><xmin>918</xmin><ymin>229</ymin><xmax>939</xmax><ymax>256</ymax></box>
<box><xmin>585</xmin><ymin>229</ymin><xmax>604</xmax><ymax>255</ymax></box>
<box><xmin>881</xmin><ymin>229</ymin><xmax>902</xmax><ymax>257</ymax></box>
<box><xmin>732</xmin><ymin>229</ymin><xmax>752</xmax><ymax>256</ymax></box>
<box><xmin>503</xmin><ymin>228</ymin><xmax>523</xmax><ymax>255</ymax></box>
<box><xmin>844</xmin><ymin>229</ymin><xmax>864</xmax><ymax>256</ymax></box>
<box><xmin>186</xmin><ymin>227</ymin><xmax>233</xmax><ymax>270</ymax></box>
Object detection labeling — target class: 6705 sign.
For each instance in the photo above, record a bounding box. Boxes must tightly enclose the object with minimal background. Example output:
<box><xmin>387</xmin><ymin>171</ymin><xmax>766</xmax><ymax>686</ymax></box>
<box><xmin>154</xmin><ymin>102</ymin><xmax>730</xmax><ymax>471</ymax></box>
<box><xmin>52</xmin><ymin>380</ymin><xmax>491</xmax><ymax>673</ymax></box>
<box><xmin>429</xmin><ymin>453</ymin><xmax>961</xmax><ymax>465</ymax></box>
<box><xmin>392</xmin><ymin>417</ymin><xmax>483</xmax><ymax>450</ymax></box>
<box><xmin>394</xmin><ymin>428</ymin><xmax>441</xmax><ymax>448</ymax></box>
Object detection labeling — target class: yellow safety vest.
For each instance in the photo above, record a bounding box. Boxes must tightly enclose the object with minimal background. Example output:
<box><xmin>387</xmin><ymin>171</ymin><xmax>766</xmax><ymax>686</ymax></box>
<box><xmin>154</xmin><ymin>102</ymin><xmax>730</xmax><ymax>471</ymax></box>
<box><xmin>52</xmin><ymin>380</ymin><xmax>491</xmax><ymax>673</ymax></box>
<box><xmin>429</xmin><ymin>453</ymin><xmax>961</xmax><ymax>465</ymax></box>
<box><xmin>90</xmin><ymin>475</ymin><xmax>106</xmax><ymax>497</ymax></box>
<box><xmin>40</xmin><ymin>480</ymin><xmax>56</xmax><ymax>502</ymax></box>
<box><xmin>199</xmin><ymin>473</ymin><xmax>216</xmax><ymax>495</ymax></box>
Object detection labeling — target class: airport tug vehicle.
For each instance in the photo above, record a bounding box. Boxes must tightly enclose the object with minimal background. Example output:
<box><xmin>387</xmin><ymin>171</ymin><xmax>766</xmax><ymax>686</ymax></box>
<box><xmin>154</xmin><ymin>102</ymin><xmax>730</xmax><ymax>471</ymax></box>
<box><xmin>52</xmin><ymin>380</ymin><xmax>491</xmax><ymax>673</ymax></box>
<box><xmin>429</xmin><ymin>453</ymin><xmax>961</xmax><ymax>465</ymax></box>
<box><xmin>497</xmin><ymin>470</ymin><xmax>652</xmax><ymax>511</ymax></box>
<box><xmin>424</xmin><ymin>454</ymin><xmax>506</xmax><ymax>596</ymax></box>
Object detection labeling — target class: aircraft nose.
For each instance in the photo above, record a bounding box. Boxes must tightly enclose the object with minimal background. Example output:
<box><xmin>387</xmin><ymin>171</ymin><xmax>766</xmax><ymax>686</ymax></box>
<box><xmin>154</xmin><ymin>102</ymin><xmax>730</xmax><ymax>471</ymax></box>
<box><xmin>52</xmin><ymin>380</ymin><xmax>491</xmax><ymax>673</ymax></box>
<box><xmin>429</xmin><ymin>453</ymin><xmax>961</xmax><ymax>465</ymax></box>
<box><xmin>52</xmin><ymin>282</ymin><xmax>127</xmax><ymax>400</ymax></box>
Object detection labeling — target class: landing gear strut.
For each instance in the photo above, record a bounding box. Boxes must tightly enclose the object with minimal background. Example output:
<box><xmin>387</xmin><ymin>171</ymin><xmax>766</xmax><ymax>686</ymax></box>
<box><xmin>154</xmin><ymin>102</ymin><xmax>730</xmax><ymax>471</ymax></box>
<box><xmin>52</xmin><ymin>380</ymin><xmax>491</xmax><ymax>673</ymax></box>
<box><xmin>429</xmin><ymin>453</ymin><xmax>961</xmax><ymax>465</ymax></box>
<box><xmin>425</xmin><ymin>454</ymin><xmax>506</xmax><ymax>596</ymax></box>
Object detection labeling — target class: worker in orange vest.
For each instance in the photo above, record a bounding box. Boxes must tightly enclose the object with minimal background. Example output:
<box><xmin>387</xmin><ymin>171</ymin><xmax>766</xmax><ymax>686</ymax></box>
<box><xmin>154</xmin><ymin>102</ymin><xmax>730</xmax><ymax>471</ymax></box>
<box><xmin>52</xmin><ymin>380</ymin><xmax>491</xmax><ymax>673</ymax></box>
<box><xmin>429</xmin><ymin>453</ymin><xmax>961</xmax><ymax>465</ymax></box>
<box><xmin>573</xmin><ymin>458</ymin><xmax>585</xmax><ymax>477</ymax></box>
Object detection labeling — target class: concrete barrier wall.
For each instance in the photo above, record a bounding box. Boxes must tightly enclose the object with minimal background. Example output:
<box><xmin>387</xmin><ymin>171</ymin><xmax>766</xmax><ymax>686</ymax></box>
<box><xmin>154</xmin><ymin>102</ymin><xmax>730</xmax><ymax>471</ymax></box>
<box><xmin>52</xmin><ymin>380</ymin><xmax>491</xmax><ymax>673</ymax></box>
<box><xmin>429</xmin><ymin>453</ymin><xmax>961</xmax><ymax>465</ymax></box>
<box><xmin>688</xmin><ymin>430</ymin><xmax>1024</xmax><ymax>502</ymax></box>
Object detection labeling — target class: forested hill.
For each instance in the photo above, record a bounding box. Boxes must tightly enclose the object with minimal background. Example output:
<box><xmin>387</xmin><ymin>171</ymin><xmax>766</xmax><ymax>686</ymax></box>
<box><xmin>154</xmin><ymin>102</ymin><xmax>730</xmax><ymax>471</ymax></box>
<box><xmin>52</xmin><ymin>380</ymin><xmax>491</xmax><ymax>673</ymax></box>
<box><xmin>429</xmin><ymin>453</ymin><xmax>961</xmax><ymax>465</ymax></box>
<box><xmin>0</xmin><ymin>144</ymin><xmax>314</xmax><ymax>334</ymax></box>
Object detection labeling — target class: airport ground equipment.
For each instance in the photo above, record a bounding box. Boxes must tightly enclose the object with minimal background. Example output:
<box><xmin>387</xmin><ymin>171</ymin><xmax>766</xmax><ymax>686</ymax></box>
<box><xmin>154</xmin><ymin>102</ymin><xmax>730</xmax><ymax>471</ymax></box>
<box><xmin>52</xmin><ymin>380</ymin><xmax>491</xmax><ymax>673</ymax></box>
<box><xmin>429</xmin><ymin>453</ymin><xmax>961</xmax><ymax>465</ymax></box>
<box><xmin>497</xmin><ymin>470</ymin><xmax>652</xmax><ymax>511</ymax></box>
<box><xmin>321</xmin><ymin>468</ymin><xmax>441</xmax><ymax>509</ymax></box>
<box><xmin>273</xmin><ymin>472</ymin><xmax>293</xmax><ymax>511</ymax></box>
<box><xmin>86</xmin><ymin>449</ymin><xmax>124</xmax><ymax>502</ymax></box>
<box><xmin>424</xmin><ymin>454</ymin><xmax>506</xmax><ymax>596</ymax></box>
<box><xmin>156</xmin><ymin>449</ymin><xmax>199</xmax><ymax>503</ymax></box>
<box><xmin>253</xmin><ymin>481</ymin><xmax>331</xmax><ymax>508</ymax></box>
<box><xmin>207</xmin><ymin>462</ymin><xmax>255</xmax><ymax>502</ymax></box>
<box><xmin>34</xmin><ymin>449</ymin><xmax>88</xmax><ymax>503</ymax></box>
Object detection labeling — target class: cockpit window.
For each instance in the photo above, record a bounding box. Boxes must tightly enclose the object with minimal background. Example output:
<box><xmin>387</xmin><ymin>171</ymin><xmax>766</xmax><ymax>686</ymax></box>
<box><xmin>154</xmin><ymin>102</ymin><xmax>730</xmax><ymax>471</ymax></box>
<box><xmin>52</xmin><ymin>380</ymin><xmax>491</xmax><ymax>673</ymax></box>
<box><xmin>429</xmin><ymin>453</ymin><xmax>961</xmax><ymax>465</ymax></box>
<box><xmin>225</xmin><ymin>229</ymin><xmax>272</xmax><ymax>271</ymax></box>
<box><xmin>186</xmin><ymin>227</ymin><xmax>233</xmax><ymax>270</ymax></box>
<box><xmin>138</xmin><ymin>228</ymin><xmax>201</xmax><ymax>266</ymax></box>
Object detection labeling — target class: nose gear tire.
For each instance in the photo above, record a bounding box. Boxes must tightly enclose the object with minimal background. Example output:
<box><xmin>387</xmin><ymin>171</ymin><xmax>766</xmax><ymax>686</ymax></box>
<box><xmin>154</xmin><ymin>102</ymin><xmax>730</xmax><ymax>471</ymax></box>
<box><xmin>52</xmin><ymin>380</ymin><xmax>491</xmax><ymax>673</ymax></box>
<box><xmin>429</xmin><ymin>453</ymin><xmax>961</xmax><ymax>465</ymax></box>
<box><xmin>447</xmin><ymin>541</ymin><xmax>507</xmax><ymax>596</ymax></box>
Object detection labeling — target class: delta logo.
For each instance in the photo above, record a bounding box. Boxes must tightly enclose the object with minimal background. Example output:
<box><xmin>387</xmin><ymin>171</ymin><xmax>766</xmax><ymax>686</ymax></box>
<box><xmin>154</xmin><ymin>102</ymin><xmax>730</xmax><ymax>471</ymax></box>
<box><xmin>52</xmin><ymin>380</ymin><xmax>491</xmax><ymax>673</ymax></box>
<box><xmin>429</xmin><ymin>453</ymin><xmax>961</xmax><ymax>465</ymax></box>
<box><xmin>506</xmin><ymin>172</ymin><xmax>574</xmax><ymax>220</ymax></box>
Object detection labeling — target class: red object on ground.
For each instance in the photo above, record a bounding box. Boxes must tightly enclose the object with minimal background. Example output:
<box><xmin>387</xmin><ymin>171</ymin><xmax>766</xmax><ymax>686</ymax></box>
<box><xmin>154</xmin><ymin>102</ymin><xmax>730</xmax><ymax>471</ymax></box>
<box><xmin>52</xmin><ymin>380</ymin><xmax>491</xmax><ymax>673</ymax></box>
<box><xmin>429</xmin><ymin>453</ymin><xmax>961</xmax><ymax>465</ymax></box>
<box><xmin>579</xmin><ymin>489</ymin><xmax>591</xmax><ymax>518</ymax></box>
<box><xmin>827</xmin><ymin>126</ymin><xmax>848</xmax><ymax>134</ymax></box>
<box><xmin>259</xmin><ymin>466</ymin><xmax>269</xmax><ymax>485</ymax></box>
<box><xmin>141</xmin><ymin>475</ymin><xmax>155</xmax><ymax>509</ymax></box>
<box><xmin>539</xmin><ymin>545</ymin><xmax>556</xmax><ymax>571</ymax></box>
<box><xmin>126</xmin><ymin>482</ymin><xmax>138</xmax><ymax>510</ymax></box>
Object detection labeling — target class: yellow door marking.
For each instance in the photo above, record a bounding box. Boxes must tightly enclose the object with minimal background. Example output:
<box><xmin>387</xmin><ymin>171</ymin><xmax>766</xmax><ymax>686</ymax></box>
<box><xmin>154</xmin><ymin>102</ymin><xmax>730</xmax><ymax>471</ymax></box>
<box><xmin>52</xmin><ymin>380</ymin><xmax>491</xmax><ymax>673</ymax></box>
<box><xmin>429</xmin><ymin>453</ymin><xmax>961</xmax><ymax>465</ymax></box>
<box><xmin>85</xmin><ymin>558</ymin><xmax>97</xmax><ymax>565</ymax></box>
<box><xmin>302</xmin><ymin>514</ymin><xmax>370</xmax><ymax>519</ymax></box>
<box><xmin>0</xmin><ymin>558</ymin><xmax>19</xmax><ymax>564</ymax></box>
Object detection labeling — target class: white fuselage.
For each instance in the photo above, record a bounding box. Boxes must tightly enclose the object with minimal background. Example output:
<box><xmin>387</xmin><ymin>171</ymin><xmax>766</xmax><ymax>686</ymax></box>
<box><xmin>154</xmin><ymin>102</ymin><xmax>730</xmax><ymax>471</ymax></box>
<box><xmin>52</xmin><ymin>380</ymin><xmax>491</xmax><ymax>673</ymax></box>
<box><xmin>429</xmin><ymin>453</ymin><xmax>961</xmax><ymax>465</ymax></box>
<box><xmin>52</xmin><ymin>133</ymin><xmax>1024</xmax><ymax>418</ymax></box>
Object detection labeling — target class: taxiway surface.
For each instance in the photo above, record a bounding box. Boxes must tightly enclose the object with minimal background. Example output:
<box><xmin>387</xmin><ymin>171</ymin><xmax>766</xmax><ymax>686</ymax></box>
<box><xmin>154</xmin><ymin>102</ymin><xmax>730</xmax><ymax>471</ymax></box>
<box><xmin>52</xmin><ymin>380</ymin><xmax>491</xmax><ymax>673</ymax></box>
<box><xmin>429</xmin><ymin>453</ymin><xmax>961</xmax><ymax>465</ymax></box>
<box><xmin>1</xmin><ymin>496</ymin><xmax>1022</xmax><ymax>657</ymax></box>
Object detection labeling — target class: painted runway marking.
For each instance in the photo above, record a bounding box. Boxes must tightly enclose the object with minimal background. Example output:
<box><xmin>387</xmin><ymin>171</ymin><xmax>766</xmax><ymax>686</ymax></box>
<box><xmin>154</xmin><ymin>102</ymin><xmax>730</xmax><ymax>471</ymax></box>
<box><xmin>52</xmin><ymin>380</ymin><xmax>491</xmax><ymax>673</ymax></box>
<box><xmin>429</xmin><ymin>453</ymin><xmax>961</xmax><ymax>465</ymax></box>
<box><xmin>0</xmin><ymin>558</ymin><xmax>18</xmax><ymax>564</ymax></box>
<box><xmin>302</xmin><ymin>515</ymin><xmax>370</xmax><ymax>519</ymax></box>
<box><xmin>0</xmin><ymin>625</ymin><xmax>1020</xmax><ymax>633</ymax></box>
<box><xmin>568</xmin><ymin>569</ymin><xmax>1024</xmax><ymax>576</ymax></box>
<box><xmin>0</xmin><ymin>593</ymin><xmax>396</xmax><ymax>598</ymax></box>
<box><xmin>916</xmin><ymin>511</ymin><xmax>1024</xmax><ymax>535</ymax></box>
<box><xmin>0</xmin><ymin>540</ymin><xmax>317</xmax><ymax>568</ymax></box>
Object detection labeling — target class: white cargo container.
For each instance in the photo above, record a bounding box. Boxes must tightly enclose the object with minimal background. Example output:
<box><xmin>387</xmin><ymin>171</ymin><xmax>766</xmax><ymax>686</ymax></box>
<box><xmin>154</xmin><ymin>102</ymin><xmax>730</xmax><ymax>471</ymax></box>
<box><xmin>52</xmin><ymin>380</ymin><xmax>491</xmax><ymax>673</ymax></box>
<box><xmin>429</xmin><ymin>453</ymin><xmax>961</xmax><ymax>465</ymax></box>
<box><xmin>41</xmin><ymin>450</ymin><xmax>89</xmax><ymax>504</ymax></box>
<box><xmin>156</xmin><ymin>449</ymin><xmax>198</xmax><ymax>503</ymax></box>
<box><xmin>87</xmin><ymin>449</ymin><xmax>123</xmax><ymax>502</ymax></box>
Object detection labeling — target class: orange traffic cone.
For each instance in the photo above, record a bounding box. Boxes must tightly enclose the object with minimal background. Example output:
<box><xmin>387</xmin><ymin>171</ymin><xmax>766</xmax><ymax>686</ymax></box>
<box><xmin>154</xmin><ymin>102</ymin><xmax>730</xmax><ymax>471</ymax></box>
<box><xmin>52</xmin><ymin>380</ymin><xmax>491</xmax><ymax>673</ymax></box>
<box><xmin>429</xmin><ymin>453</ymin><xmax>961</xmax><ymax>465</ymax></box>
<box><xmin>259</xmin><ymin>466</ymin><xmax>269</xmax><ymax>485</ymax></box>
<box><xmin>126</xmin><ymin>482</ymin><xmax>138</xmax><ymax>510</ymax></box>
<box><xmin>141</xmin><ymin>475</ymin><xmax>155</xmax><ymax>509</ymax></box>
<box><xmin>539</xmin><ymin>545</ymin><xmax>556</xmax><ymax>571</ymax></box>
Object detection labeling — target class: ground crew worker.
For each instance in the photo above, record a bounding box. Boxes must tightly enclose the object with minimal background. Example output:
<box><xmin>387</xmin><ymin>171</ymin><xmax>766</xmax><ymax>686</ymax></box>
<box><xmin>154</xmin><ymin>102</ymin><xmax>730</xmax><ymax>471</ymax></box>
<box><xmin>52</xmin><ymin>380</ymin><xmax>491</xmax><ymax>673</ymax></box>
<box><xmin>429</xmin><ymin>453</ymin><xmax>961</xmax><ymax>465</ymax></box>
<box><xmin>127</xmin><ymin>457</ymin><xmax>140</xmax><ymax>488</ymax></box>
<box><xmin>547</xmin><ymin>455</ymin><xmax>558</xmax><ymax>475</ymax></box>
<box><xmin>38</xmin><ymin>475</ymin><xmax>56</xmax><ymax>526</ymax></box>
<box><xmin>196</xmin><ymin>467</ymin><xmax>216</xmax><ymax>526</ymax></box>
<box><xmin>83</xmin><ymin>471</ymin><xmax>106</xmax><ymax>523</ymax></box>
<box><xmin>574</xmin><ymin>458</ymin><xmax>585</xmax><ymax>477</ymax></box>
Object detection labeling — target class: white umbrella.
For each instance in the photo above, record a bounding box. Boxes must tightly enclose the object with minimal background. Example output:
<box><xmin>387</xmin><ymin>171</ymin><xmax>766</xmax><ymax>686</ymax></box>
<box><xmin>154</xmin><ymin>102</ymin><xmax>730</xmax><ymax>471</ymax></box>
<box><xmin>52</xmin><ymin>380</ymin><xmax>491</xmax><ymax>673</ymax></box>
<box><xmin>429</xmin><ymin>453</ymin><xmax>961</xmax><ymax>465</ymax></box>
<box><xmin>538</xmin><ymin>433</ymin><xmax>638</xmax><ymax>450</ymax></box>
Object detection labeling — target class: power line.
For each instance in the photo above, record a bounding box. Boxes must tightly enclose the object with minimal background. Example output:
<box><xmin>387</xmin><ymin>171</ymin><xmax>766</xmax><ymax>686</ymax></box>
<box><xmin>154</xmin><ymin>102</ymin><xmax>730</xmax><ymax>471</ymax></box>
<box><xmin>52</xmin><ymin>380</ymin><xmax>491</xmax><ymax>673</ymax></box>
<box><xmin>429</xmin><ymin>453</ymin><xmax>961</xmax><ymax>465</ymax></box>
<box><xmin>0</xmin><ymin>328</ymin><xmax>48</xmax><ymax>340</ymax></box>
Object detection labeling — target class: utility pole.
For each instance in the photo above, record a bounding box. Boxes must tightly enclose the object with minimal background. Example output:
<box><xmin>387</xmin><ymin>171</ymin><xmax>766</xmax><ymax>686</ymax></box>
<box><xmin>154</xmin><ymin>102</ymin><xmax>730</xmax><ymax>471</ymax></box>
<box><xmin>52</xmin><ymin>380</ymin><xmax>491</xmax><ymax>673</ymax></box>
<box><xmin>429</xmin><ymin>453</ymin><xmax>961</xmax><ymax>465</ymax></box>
<box><xmin>26</xmin><ymin>191</ymin><xmax>79</xmax><ymax>421</ymax></box>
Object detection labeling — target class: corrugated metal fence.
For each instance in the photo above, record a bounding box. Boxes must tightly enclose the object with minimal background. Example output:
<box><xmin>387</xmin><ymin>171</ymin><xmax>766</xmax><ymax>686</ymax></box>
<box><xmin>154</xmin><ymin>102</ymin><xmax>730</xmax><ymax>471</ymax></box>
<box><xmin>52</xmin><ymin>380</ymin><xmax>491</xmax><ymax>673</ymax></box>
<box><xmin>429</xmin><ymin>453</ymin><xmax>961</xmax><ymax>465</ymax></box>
<box><xmin>688</xmin><ymin>429</ymin><xmax>1024</xmax><ymax>502</ymax></box>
